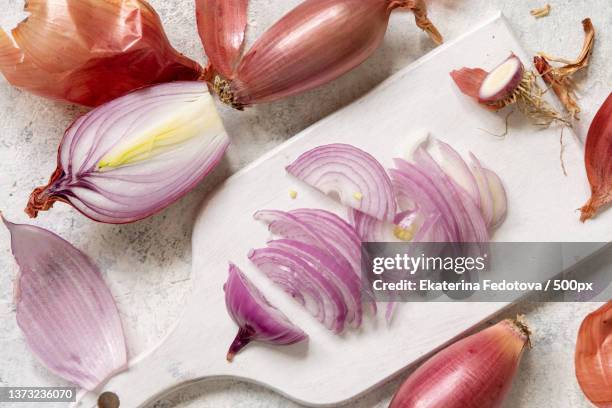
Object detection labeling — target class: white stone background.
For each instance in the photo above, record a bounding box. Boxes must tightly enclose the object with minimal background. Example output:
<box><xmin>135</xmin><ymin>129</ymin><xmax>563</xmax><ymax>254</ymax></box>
<box><xmin>0</xmin><ymin>0</ymin><xmax>610</xmax><ymax>407</ymax></box>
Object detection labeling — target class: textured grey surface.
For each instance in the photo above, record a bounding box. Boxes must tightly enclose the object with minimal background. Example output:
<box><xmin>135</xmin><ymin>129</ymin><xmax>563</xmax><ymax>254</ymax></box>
<box><xmin>0</xmin><ymin>0</ymin><xmax>610</xmax><ymax>407</ymax></box>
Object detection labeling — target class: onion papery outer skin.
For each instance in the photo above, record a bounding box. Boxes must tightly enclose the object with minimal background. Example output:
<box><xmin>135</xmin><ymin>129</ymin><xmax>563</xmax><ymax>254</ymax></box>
<box><xmin>224</xmin><ymin>263</ymin><xmax>307</xmax><ymax>361</ymax></box>
<box><xmin>2</xmin><ymin>216</ymin><xmax>127</xmax><ymax>390</ymax></box>
<box><xmin>287</xmin><ymin>143</ymin><xmax>397</xmax><ymax>222</ymax></box>
<box><xmin>389</xmin><ymin>318</ymin><xmax>530</xmax><ymax>408</ymax></box>
<box><xmin>0</xmin><ymin>0</ymin><xmax>202</xmax><ymax>107</ymax></box>
<box><xmin>196</xmin><ymin>0</ymin><xmax>248</xmax><ymax>80</ymax></box>
<box><xmin>25</xmin><ymin>82</ymin><xmax>230</xmax><ymax>224</ymax></box>
<box><xmin>580</xmin><ymin>93</ymin><xmax>612</xmax><ymax>222</ymax></box>
<box><xmin>575</xmin><ymin>302</ymin><xmax>612</xmax><ymax>407</ymax></box>
<box><xmin>229</xmin><ymin>0</ymin><xmax>441</xmax><ymax>107</ymax></box>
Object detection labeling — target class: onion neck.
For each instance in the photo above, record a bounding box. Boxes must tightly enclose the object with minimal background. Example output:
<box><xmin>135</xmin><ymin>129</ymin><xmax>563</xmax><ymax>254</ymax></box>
<box><xmin>505</xmin><ymin>316</ymin><xmax>532</xmax><ymax>349</ymax></box>
<box><xmin>25</xmin><ymin>167</ymin><xmax>67</xmax><ymax>218</ymax></box>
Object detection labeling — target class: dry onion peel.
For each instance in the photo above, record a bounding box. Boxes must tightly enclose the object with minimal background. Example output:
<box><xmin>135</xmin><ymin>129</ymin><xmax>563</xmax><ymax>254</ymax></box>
<box><xmin>534</xmin><ymin>18</ymin><xmax>595</xmax><ymax>119</ymax></box>
<box><xmin>0</xmin><ymin>0</ymin><xmax>202</xmax><ymax>107</ymax></box>
<box><xmin>286</xmin><ymin>143</ymin><xmax>397</xmax><ymax>222</ymax></box>
<box><xmin>451</xmin><ymin>54</ymin><xmax>568</xmax><ymax>126</ymax></box>
<box><xmin>225</xmin><ymin>263</ymin><xmax>307</xmax><ymax>361</ymax></box>
<box><xmin>196</xmin><ymin>0</ymin><xmax>248</xmax><ymax>81</ymax></box>
<box><xmin>26</xmin><ymin>82</ymin><xmax>229</xmax><ymax>224</ymax></box>
<box><xmin>2</xmin><ymin>215</ymin><xmax>127</xmax><ymax>390</ymax></box>
<box><xmin>390</xmin><ymin>317</ymin><xmax>531</xmax><ymax>408</ymax></box>
<box><xmin>575</xmin><ymin>302</ymin><xmax>612</xmax><ymax>408</ymax></box>
<box><xmin>580</xmin><ymin>93</ymin><xmax>612</xmax><ymax>222</ymax></box>
<box><xmin>204</xmin><ymin>0</ymin><xmax>442</xmax><ymax>108</ymax></box>
<box><xmin>530</xmin><ymin>4</ymin><xmax>551</xmax><ymax>18</ymax></box>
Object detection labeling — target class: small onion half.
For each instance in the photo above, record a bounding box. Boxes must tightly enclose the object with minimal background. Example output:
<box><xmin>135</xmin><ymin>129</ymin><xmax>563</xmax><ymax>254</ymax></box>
<box><xmin>286</xmin><ymin>144</ymin><xmax>397</xmax><ymax>221</ymax></box>
<box><xmin>26</xmin><ymin>82</ymin><xmax>230</xmax><ymax>224</ymax></box>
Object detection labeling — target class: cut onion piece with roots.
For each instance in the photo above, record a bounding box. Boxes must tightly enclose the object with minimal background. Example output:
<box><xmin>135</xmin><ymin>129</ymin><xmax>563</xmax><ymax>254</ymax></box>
<box><xmin>2</xmin><ymin>215</ymin><xmax>127</xmax><ymax>390</ymax></box>
<box><xmin>390</xmin><ymin>317</ymin><xmax>531</xmax><ymax>408</ymax></box>
<box><xmin>478</xmin><ymin>55</ymin><xmax>524</xmax><ymax>103</ymax></box>
<box><xmin>26</xmin><ymin>82</ymin><xmax>230</xmax><ymax>224</ymax></box>
<box><xmin>451</xmin><ymin>54</ymin><xmax>567</xmax><ymax>126</ymax></box>
<box><xmin>286</xmin><ymin>144</ymin><xmax>397</xmax><ymax>222</ymax></box>
<box><xmin>224</xmin><ymin>263</ymin><xmax>307</xmax><ymax>361</ymax></box>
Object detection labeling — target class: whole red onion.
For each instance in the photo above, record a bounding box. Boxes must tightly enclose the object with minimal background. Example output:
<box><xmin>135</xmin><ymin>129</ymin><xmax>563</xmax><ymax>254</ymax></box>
<box><xmin>200</xmin><ymin>0</ymin><xmax>442</xmax><ymax>108</ymax></box>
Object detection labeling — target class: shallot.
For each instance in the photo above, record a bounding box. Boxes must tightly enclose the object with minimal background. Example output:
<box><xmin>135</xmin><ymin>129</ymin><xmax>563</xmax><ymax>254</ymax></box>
<box><xmin>199</xmin><ymin>0</ymin><xmax>442</xmax><ymax>108</ymax></box>
<box><xmin>0</xmin><ymin>0</ymin><xmax>202</xmax><ymax>106</ymax></box>
<box><xmin>224</xmin><ymin>263</ymin><xmax>307</xmax><ymax>361</ymax></box>
<box><xmin>25</xmin><ymin>82</ymin><xmax>229</xmax><ymax>224</ymax></box>
<box><xmin>2</xmin><ymin>215</ymin><xmax>127</xmax><ymax>390</ymax></box>
<box><xmin>575</xmin><ymin>302</ymin><xmax>612</xmax><ymax>408</ymax></box>
<box><xmin>580</xmin><ymin>93</ymin><xmax>612</xmax><ymax>222</ymax></box>
<box><xmin>389</xmin><ymin>317</ymin><xmax>531</xmax><ymax>408</ymax></box>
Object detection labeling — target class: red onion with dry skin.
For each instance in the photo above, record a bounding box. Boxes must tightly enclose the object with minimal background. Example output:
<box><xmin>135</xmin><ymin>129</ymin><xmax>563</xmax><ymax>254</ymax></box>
<box><xmin>200</xmin><ymin>0</ymin><xmax>442</xmax><ymax>108</ymax></box>
<box><xmin>575</xmin><ymin>302</ymin><xmax>612</xmax><ymax>408</ymax></box>
<box><xmin>389</xmin><ymin>317</ymin><xmax>530</xmax><ymax>408</ymax></box>
<box><xmin>580</xmin><ymin>93</ymin><xmax>612</xmax><ymax>222</ymax></box>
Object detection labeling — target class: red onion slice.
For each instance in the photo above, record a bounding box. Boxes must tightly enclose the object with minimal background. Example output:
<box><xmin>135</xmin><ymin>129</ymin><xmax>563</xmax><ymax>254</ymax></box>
<box><xmin>286</xmin><ymin>144</ymin><xmax>397</xmax><ymax>221</ymax></box>
<box><xmin>249</xmin><ymin>245</ymin><xmax>348</xmax><ymax>333</ymax></box>
<box><xmin>2</xmin><ymin>216</ymin><xmax>127</xmax><ymax>390</ymax></box>
<box><xmin>268</xmin><ymin>239</ymin><xmax>362</xmax><ymax>328</ymax></box>
<box><xmin>26</xmin><ymin>82</ymin><xmax>230</xmax><ymax>223</ymax></box>
<box><xmin>224</xmin><ymin>263</ymin><xmax>307</xmax><ymax>361</ymax></box>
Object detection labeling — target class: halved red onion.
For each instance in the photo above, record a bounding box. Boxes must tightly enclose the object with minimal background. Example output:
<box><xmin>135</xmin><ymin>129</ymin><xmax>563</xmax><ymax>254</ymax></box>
<box><xmin>286</xmin><ymin>144</ymin><xmax>397</xmax><ymax>221</ymax></box>
<box><xmin>249</xmin><ymin>244</ymin><xmax>348</xmax><ymax>333</ymax></box>
<box><xmin>478</xmin><ymin>55</ymin><xmax>524</xmax><ymax>103</ymax></box>
<box><xmin>2</xmin><ymin>215</ymin><xmax>127</xmax><ymax>390</ymax></box>
<box><xmin>26</xmin><ymin>82</ymin><xmax>230</xmax><ymax>224</ymax></box>
<box><xmin>224</xmin><ymin>263</ymin><xmax>307</xmax><ymax>361</ymax></box>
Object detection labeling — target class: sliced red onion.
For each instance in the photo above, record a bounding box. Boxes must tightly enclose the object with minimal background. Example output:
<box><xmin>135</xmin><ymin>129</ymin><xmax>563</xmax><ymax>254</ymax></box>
<box><xmin>286</xmin><ymin>144</ymin><xmax>397</xmax><ymax>221</ymax></box>
<box><xmin>249</xmin><ymin>244</ymin><xmax>348</xmax><ymax>333</ymax></box>
<box><xmin>2</xmin><ymin>216</ymin><xmax>127</xmax><ymax>390</ymax></box>
<box><xmin>255</xmin><ymin>208</ymin><xmax>376</xmax><ymax>319</ymax></box>
<box><xmin>267</xmin><ymin>239</ymin><xmax>361</xmax><ymax>328</ymax></box>
<box><xmin>478</xmin><ymin>54</ymin><xmax>524</xmax><ymax>103</ymax></box>
<box><xmin>351</xmin><ymin>140</ymin><xmax>506</xmax><ymax>244</ymax></box>
<box><xmin>224</xmin><ymin>263</ymin><xmax>307</xmax><ymax>361</ymax></box>
<box><xmin>26</xmin><ymin>82</ymin><xmax>230</xmax><ymax>224</ymax></box>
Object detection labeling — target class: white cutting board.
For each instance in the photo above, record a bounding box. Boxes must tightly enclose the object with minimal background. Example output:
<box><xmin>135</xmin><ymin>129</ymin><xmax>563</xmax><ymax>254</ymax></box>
<box><xmin>76</xmin><ymin>12</ymin><xmax>611</xmax><ymax>407</ymax></box>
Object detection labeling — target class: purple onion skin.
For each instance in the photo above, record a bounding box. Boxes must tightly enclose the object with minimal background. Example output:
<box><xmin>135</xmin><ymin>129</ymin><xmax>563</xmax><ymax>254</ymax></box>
<box><xmin>233</xmin><ymin>0</ymin><xmax>408</xmax><ymax>106</ymax></box>
<box><xmin>389</xmin><ymin>319</ymin><xmax>530</xmax><ymax>408</ymax></box>
<box><xmin>225</xmin><ymin>263</ymin><xmax>307</xmax><ymax>361</ymax></box>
